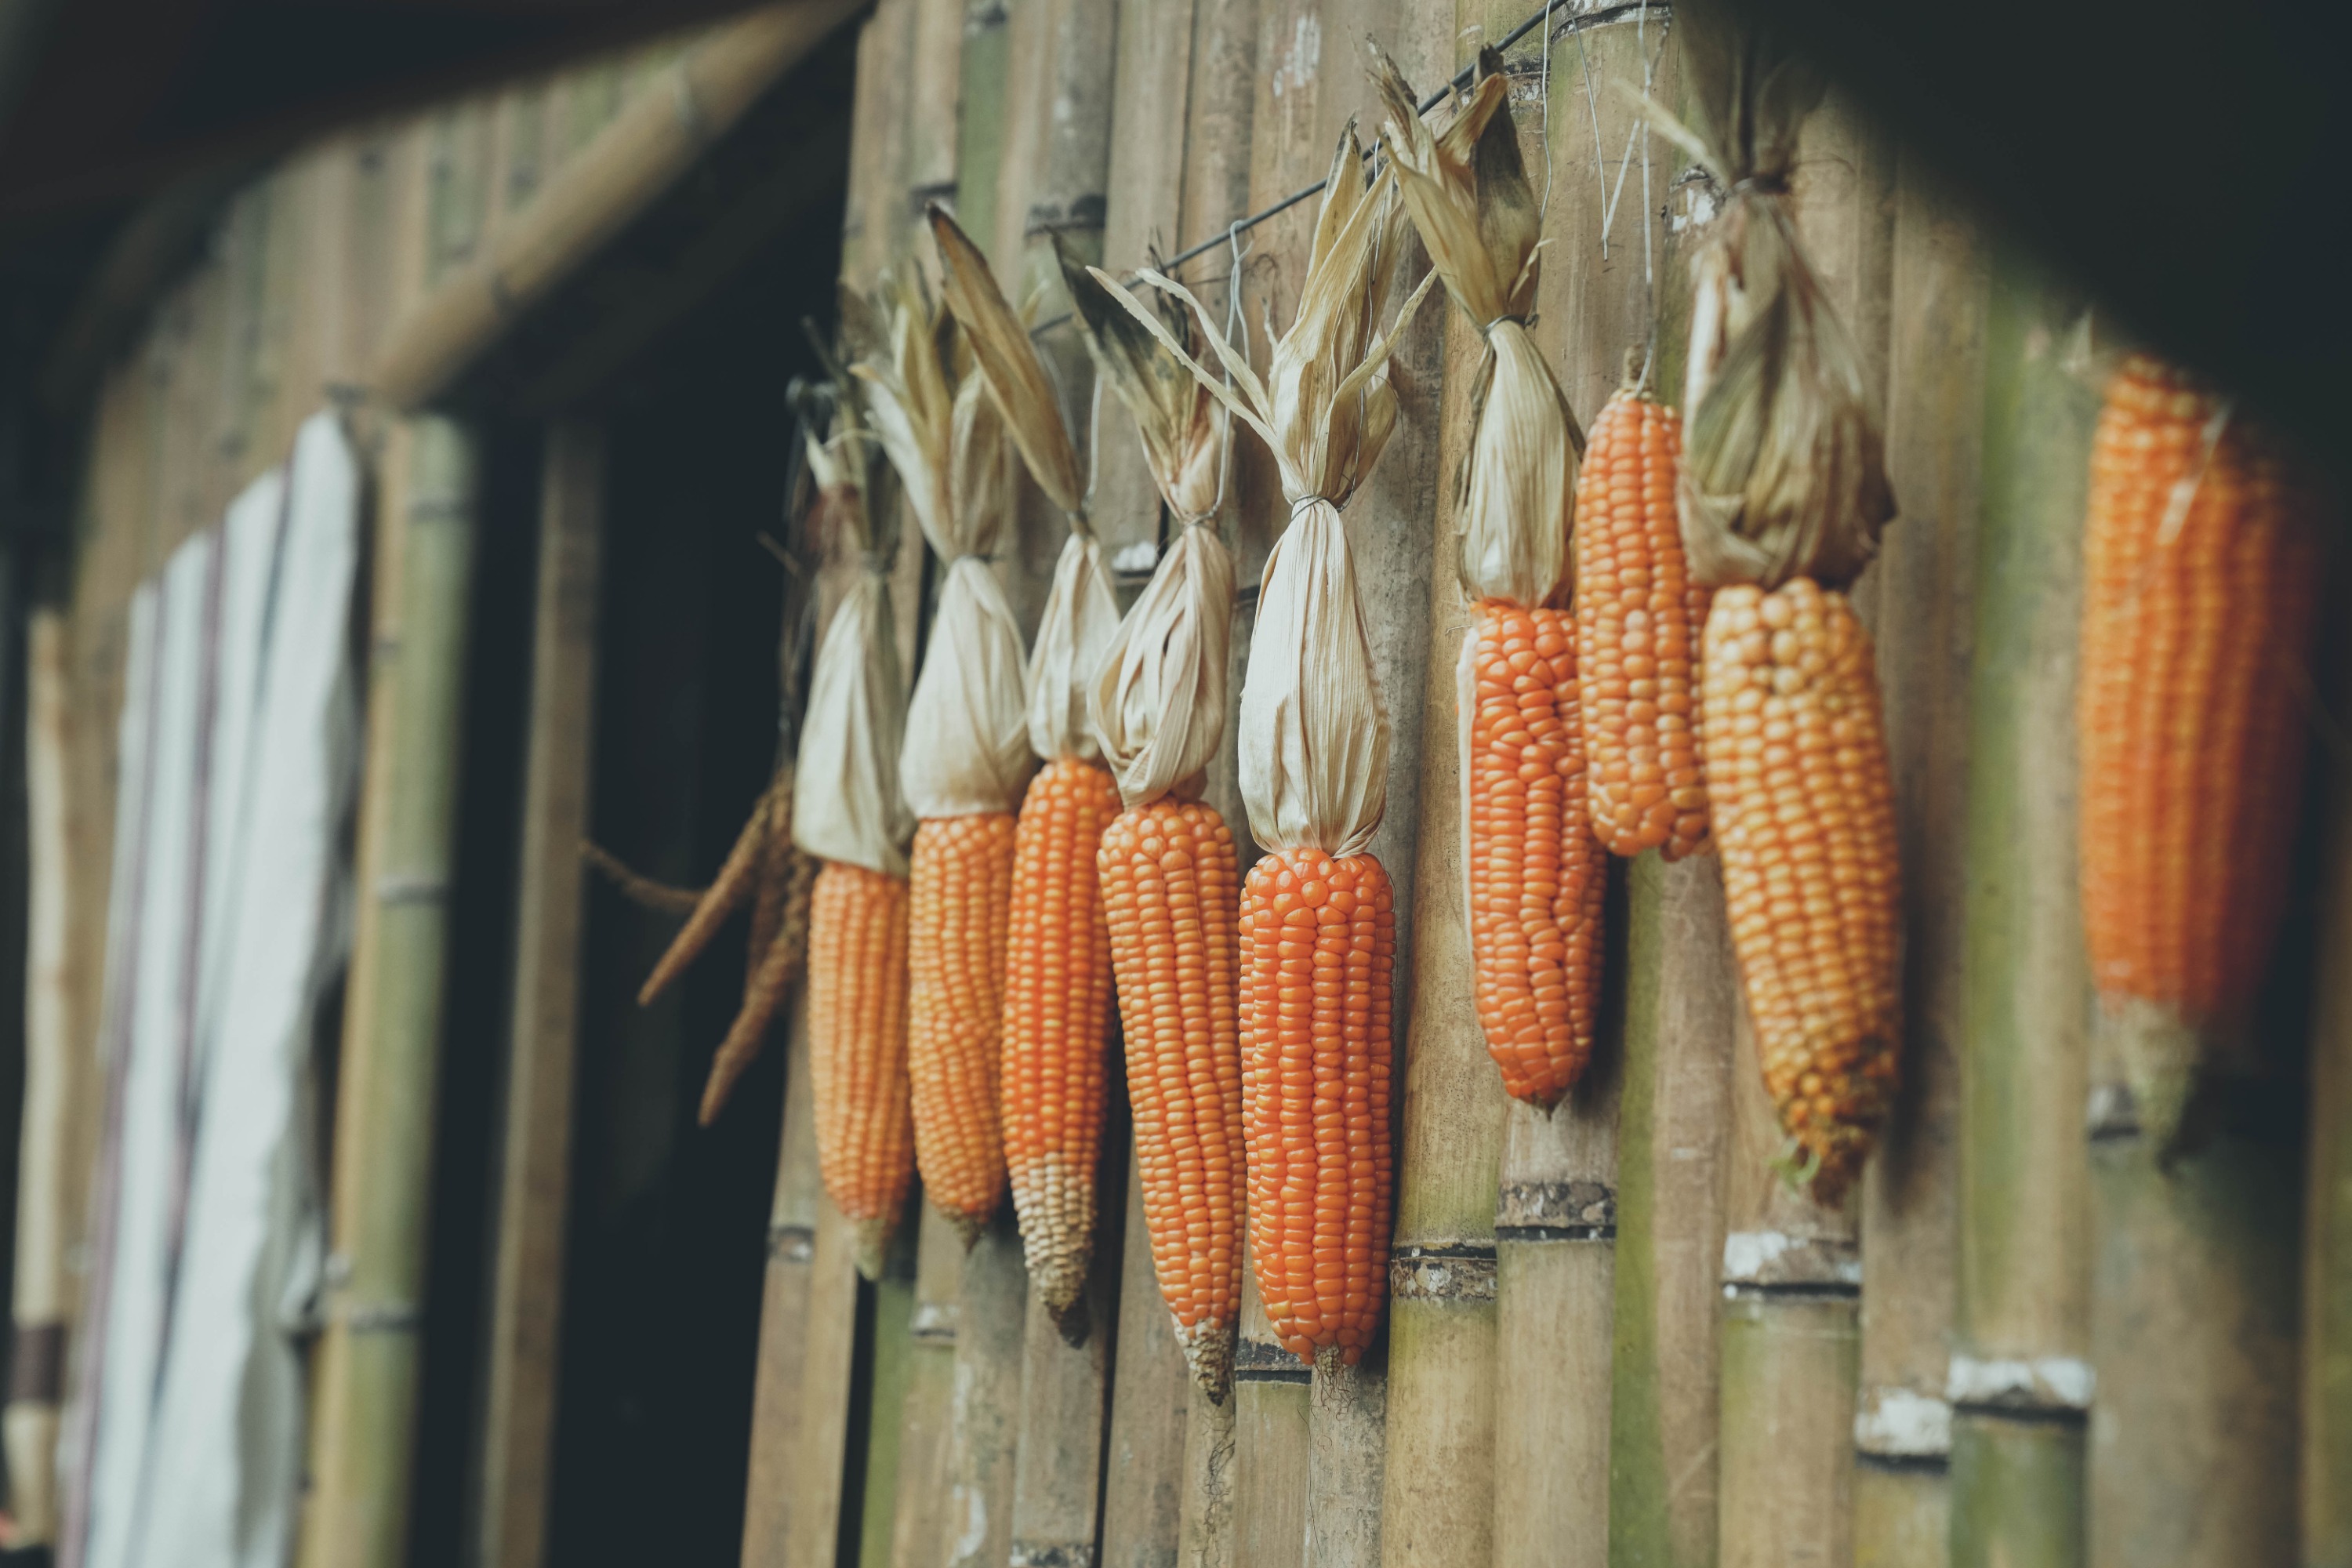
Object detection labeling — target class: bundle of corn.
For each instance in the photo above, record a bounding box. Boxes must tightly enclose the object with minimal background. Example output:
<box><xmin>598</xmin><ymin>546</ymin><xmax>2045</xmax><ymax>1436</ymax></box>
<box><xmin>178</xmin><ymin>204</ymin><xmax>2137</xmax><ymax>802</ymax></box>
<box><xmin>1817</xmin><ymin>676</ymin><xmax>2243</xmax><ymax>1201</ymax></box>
<box><xmin>930</xmin><ymin>207</ymin><xmax>1123</xmax><ymax>1323</ymax></box>
<box><xmin>1094</xmin><ymin>123</ymin><xmax>1435</xmax><ymax>1366</ymax></box>
<box><xmin>1660</xmin><ymin>1</ymin><xmax>1900</xmax><ymax>1204</ymax></box>
<box><xmin>1375</xmin><ymin>48</ymin><xmax>1606</xmax><ymax>1111</ymax></box>
<box><xmin>2078</xmin><ymin>354</ymin><xmax>2326</xmax><ymax>1145</ymax></box>
<box><xmin>1062</xmin><ymin>246</ymin><xmax>1243</xmax><ymax>1399</ymax></box>
<box><xmin>855</xmin><ymin>267</ymin><xmax>1033</xmax><ymax>1244</ymax></box>
<box><xmin>793</xmin><ymin>409</ymin><xmax>920</xmax><ymax>1278</ymax></box>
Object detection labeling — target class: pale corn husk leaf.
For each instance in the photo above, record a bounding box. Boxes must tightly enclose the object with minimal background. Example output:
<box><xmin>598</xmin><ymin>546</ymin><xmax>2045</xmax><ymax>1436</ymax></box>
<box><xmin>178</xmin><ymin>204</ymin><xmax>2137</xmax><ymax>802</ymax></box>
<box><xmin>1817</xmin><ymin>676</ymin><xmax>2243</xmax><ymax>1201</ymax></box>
<box><xmin>1058</xmin><ymin>238</ymin><xmax>1227</xmax><ymax>524</ymax></box>
<box><xmin>1376</xmin><ymin>48</ymin><xmax>1579</xmax><ymax>607</ymax></box>
<box><xmin>851</xmin><ymin>270</ymin><xmax>956</xmax><ymax>555</ymax></box>
<box><xmin>1670</xmin><ymin>0</ymin><xmax>1893</xmax><ymax>590</ymax></box>
<box><xmin>1028</xmin><ymin>532</ymin><xmax>1123</xmax><ymax>763</ymax></box>
<box><xmin>1088</xmin><ymin>522</ymin><xmax>1236</xmax><ymax>808</ymax></box>
<box><xmin>903</xmin><ymin>557</ymin><xmax>1034</xmax><ymax>815</ymax></box>
<box><xmin>1087</xmin><ymin>125</ymin><xmax>1432</xmax><ymax>854</ymax></box>
<box><xmin>949</xmin><ymin>371</ymin><xmax>1017</xmax><ymax>557</ymax></box>
<box><xmin>929</xmin><ymin>205</ymin><xmax>1088</xmax><ymax>516</ymax></box>
<box><xmin>793</xmin><ymin>572</ymin><xmax>915</xmax><ymax>876</ymax></box>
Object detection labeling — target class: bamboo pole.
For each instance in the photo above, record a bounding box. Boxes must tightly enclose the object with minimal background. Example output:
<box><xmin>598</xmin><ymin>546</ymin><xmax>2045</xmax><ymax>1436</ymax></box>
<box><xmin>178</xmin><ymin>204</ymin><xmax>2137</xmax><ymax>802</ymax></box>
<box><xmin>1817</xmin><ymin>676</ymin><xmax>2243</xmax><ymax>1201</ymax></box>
<box><xmin>1849</xmin><ymin>151</ymin><xmax>1987</xmax><ymax>1568</ymax></box>
<box><xmin>859</xmin><ymin>1230</ymin><xmax>921</xmax><ymax>1568</ymax></box>
<box><xmin>1102</xmin><ymin>1144</ymin><xmax>1192</xmax><ymax>1566</ymax></box>
<box><xmin>942</xmin><ymin>1211</ymin><xmax>1028</xmax><ymax>1568</ymax></box>
<box><xmin>1007</xmin><ymin>1143</ymin><xmax>1127</xmax><ymax>1565</ymax></box>
<box><xmin>475</xmin><ymin>422</ymin><xmax>606</xmax><ymax>1568</ymax></box>
<box><xmin>4</xmin><ymin>609</ymin><xmax>71</xmax><ymax>1547</ymax></box>
<box><xmin>887</xmin><ymin>1209</ymin><xmax>964</xmax><ymax>1567</ymax></box>
<box><xmin>372</xmin><ymin>2</ymin><xmax>862</xmax><ymax>408</ymax></box>
<box><xmin>298</xmin><ymin>414</ymin><xmax>480</xmax><ymax>1568</ymax></box>
<box><xmin>2306</xmin><ymin>634</ymin><xmax>2352</xmax><ymax>1568</ymax></box>
<box><xmin>741</xmin><ymin>994</ymin><xmax>822</xmax><ymax>1566</ymax></box>
<box><xmin>1948</xmin><ymin>241</ymin><xmax>2098</xmax><ymax>1568</ymax></box>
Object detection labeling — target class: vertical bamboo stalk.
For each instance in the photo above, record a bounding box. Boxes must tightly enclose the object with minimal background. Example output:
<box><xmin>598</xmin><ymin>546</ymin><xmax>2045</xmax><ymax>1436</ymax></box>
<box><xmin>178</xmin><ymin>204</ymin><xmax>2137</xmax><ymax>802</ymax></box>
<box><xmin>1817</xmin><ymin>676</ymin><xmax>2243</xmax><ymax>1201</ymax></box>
<box><xmin>1850</xmin><ymin>152</ymin><xmax>1986</xmax><ymax>1568</ymax></box>
<box><xmin>860</xmin><ymin>1232</ymin><xmax>920</xmax><ymax>1568</ymax></box>
<box><xmin>1007</xmin><ymin>1149</ymin><xmax>1126</xmax><ymax>1566</ymax></box>
<box><xmin>476</xmin><ymin>422</ymin><xmax>605</xmax><ymax>1568</ymax></box>
<box><xmin>1949</xmin><ymin>241</ymin><xmax>2098</xmax><ymax>1568</ymax></box>
<box><xmin>2305</xmin><ymin>632</ymin><xmax>2352</xmax><ymax>1568</ymax></box>
<box><xmin>944</xmin><ymin>1212</ymin><xmax>1028</xmax><ymax>1568</ymax></box>
<box><xmin>1102</xmin><ymin>1139</ymin><xmax>1192</xmax><ymax>1566</ymax></box>
<box><xmin>889</xmin><ymin>1209</ymin><xmax>965</xmax><ymax>1567</ymax></box>
<box><xmin>740</xmin><ymin>993</ymin><xmax>822</xmax><ymax>1566</ymax></box>
<box><xmin>5</xmin><ymin>609</ymin><xmax>71</xmax><ymax>1547</ymax></box>
<box><xmin>298</xmin><ymin>413</ymin><xmax>479</xmax><ymax>1568</ymax></box>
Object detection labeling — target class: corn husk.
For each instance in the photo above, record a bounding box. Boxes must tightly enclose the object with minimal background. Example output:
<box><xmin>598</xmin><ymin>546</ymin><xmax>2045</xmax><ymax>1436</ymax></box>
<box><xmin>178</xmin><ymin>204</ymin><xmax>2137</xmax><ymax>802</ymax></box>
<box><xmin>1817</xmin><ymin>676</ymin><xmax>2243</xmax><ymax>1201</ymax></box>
<box><xmin>855</xmin><ymin>271</ymin><xmax>1033</xmax><ymax>817</ymax></box>
<box><xmin>793</xmin><ymin>405</ymin><xmax>915</xmax><ymax>874</ymax></box>
<box><xmin>1375</xmin><ymin>48</ymin><xmax>1580</xmax><ymax>609</ymax></box>
<box><xmin>927</xmin><ymin>204</ymin><xmax>1120</xmax><ymax>764</ymax></box>
<box><xmin>1059</xmin><ymin>239</ymin><xmax>1226</xmax><ymax>528</ymax></box>
<box><xmin>1091</xmin><ymin>126</ymin><xmax>1435</xmax><ymax>855</ymax></box>
<box><xmin>1650</xmin><ymin>0</ymin><xmax>1893</xmax><ymax>590</ymax></box>
<box><xmin>1060</xmin><ymin>245</ymin><xmax>1235</xmax><ymax>808</ymax></box>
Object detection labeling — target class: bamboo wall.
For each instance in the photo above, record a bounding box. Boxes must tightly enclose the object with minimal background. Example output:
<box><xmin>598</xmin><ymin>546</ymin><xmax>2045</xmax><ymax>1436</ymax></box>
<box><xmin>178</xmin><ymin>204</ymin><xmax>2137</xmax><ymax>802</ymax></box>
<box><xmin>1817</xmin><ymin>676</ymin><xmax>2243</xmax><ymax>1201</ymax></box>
<box><xmin>752</xmin><ymin>3</ymin><xmax>2347</xmax><ymax>1568</ymax></box>
<box><xmin>18</xmin><ymin>0</ymin><xmax>2348</xmax><ymax>1564</ymax></box>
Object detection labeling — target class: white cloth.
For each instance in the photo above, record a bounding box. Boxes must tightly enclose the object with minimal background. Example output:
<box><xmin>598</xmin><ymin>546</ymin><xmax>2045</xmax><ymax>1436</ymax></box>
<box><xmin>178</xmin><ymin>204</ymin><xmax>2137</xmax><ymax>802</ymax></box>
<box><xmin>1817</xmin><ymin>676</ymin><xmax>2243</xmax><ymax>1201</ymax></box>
<box><xmin>67</xmin><ymin>411</ymin><xmax>358</xmax><ymax>1568</ymax></box>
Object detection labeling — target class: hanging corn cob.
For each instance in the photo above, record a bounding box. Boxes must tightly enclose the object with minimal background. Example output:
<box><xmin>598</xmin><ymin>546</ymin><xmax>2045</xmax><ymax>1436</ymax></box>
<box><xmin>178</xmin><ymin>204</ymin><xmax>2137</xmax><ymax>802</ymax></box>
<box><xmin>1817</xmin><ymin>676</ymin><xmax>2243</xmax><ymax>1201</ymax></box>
<box><xmin>930</xmin><ymin>207</ymin><xmax>1123</xmax><ymax>1323</ymax></box>
<box><xmin>1579</xmin><ymin>386</ymin><xmax>1711</xmax><ymax>861</ymax></box>
<box><xmin>2078</xmin><ymin>354</ymin><xmax>2325</xmax><ymax>1145</ymax></box>
<box><xmin>1661</xmin><ymin>5</ymin><xmax>1900</xmax><ymax>1205</ymax></box>
<box><xmin>793</xmin><ymin>405</ymin><xmax>920</xmax><ymax>1279</ymax></box>
<box><xmin>1094</xmin><ymin>123</ymin><xmax>1436</xmax><ymax>1367</ymax></box>
<box><xmin>1061</xmin><ymin>247</ymin><xmax>1243</xmax><ymax>1399</ymax></box>
<box><xmin>855</xmin><ymin>270</ymin><xmax>1033</xmax><ymax>1243</ymax></box>
<box><xmin>1375</xmin><ymin>49</ymin><xmax>1606</xmax><ymax>1111</ymax></box>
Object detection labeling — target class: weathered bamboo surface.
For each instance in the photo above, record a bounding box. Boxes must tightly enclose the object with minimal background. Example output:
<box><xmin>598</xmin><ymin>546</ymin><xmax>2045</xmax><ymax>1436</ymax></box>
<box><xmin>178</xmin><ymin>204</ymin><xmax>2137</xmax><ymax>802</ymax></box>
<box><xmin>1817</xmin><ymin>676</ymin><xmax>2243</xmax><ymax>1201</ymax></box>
<box><xmin>2307</xmin><ymin>629</ymin><xmax>2352</xmax><ymax>1567</ymax></box>
<box><xmin>1851</xmin><ymin>147</ymin><xmax>1987</xmax><ymax>1568</ymax></box>
<box><xmin>1952</xmin><ymin>241</ymin><xmax>2100</xmax><ymax>1568</ymax></box>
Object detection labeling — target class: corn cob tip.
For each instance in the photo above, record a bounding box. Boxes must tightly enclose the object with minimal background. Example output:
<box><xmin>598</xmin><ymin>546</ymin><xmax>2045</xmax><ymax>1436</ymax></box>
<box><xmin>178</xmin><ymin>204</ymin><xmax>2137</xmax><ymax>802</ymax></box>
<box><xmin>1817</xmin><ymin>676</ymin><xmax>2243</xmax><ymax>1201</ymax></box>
<box><xmin>2097</xmin><ymin>993</ymin><xmax>2210</xmax><ymax>1156</ymax></box>
<box><xmin>1178</xmin><ymin>1318</ymin><xmax>1236</xmax><ymax>1405</ymax></box>
<box><xmin>1048</xmin><ymin>1291</ymin><xmax>1093</xmax><ymax>1348</ymax></box>
<box><xmin>944</xmin><ymin>1207</ymin><xmax>990</xmax><ymax>1250</ymax></box>
<box><xmin>854</xmin><ymin>1217</ymin><xmax>895</xmax><ymax>1283</ymax></box>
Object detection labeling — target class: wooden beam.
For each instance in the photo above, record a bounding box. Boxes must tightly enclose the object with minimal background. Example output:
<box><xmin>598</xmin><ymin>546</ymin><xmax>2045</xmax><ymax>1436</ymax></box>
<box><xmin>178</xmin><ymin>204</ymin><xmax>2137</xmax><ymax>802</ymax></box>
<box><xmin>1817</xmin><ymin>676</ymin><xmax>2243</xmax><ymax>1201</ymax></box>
<box><xmin>476</xmin><ymin>421</ymin><xmax>605</xmax><ymax>1568</ymax></box>
<box><xmin>370</xmin><ymin>1</ymin><xmax>862</xmax><ymax>410</ymax></box>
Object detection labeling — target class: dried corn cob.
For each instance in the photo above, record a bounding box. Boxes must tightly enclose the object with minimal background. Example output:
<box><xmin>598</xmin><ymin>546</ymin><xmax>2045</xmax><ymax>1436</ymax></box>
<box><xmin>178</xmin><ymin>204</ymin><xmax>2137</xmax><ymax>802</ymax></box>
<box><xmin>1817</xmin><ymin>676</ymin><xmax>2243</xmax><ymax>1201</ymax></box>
<box><xmin>1701</xmin><ymin>579</ymin><xmax>1900</xmax><ymax>1202</ymax></box>
<box><xmin>1001</xmin><ymin>757</ymin><xmax>1121</xmax><ymax>1319</ymax></box>
<box><xmin>1240</xmin><ymin>848</ymin><xmax>1396</xmax><ymax>1364</ymax></box>
<box><xmin>909</xmin><ymin>813</ymin><xmax>1018</xmax><ymax>1240</ymax></box>
<box><xmin>1577</xmin><ymin>390</ymin><xmax>1711</xmax><ymax>859</ymax></box>
<box><xmin>807</xmin><ymin>861</ymin><xmax>916</xmax><ymax>1279</ymax></box>
<box><xmin>1464</xmin><ymin>604</ymin><xmax>1606</xmax><ymax>1107</ymax></box>
<box><xmin>698</xmin><ymin>815</ymin><xmax>818</xmax><ymax>1126</ymax></box>
<box><xmin>1099</xmin><ymin>800</ymin><xmax>1243</xmax><ymax>1396</ymax></box>
<box><xmin>2078</xmin><ymin>354</ymin><xmax>2325</xmax><ymax>1138</ymax></box>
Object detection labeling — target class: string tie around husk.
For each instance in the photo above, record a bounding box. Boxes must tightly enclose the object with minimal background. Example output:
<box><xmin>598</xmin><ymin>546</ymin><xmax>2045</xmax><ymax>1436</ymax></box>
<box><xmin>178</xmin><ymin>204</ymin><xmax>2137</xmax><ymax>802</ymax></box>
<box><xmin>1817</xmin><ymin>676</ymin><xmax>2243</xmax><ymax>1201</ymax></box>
<box><xmin>1639</xmin><ymin>0</ymin><xmax>1894</xmax><ymax>590</ymax></box>
<box><xmin>1089</xmin><ymin>122</ymin><xmax>1435</xmax><ymax>855</ymax></box>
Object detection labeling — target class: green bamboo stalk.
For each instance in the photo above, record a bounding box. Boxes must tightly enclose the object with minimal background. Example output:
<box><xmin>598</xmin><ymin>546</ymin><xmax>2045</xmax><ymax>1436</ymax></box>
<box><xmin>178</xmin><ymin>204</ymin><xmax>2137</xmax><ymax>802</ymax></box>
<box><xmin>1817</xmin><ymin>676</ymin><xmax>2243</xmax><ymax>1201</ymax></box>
<box><xmin>298</xmin><ymin>414</ymin><xmax>478</xmax><ymax>1568</ymax></box>
<box><xmin>2305</xmin><ymin>644</ymin><xmax>2352</xmax><ymax>1566</ymax></box>
<box><xmin>1949</xmin><ymin>238</ymin><xmax>2098</xmax><ymax>1568</ymax></box>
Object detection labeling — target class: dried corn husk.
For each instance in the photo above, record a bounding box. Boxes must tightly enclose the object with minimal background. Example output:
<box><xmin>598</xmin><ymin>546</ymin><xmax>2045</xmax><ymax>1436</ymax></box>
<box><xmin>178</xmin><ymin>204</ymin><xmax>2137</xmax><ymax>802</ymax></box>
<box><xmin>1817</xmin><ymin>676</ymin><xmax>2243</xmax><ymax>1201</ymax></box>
<box><xmin>928</xmin><ymin>205</ymin><xmax>1120</xmax><ymax>764</ymax></box>
<box><xmin>1059</xmin><ymin>239</ymin><xmax>1226</xmax><ymax>528</ymax></box>
<box><xmin>1375</xmin><ymin>47</ymin><xmax>1579</xmax><ymax>608</ymax></box>
<box><xmin>1650</xmin><ymin>0</ymin><xmax>1893</xmax><ymax>590</ymax></box>
<box><xmin>793</xmin><ymin>411</ymin><xmax>915</xmax><ymax>874</ymax></box>
<box><xmin>1062</xmin><ymin>245</ymin><xmax>1235</xmax><ymax>808</ymax></box>
<box><xmin>1092</xmin><ymin>125</ymin><xmax>1435</xmax><ymax>854</ymax></box>
<box><xmin>855</xmin><ymin>271</ymin><xmax>1033</xmax><ymax>816</ymax></box>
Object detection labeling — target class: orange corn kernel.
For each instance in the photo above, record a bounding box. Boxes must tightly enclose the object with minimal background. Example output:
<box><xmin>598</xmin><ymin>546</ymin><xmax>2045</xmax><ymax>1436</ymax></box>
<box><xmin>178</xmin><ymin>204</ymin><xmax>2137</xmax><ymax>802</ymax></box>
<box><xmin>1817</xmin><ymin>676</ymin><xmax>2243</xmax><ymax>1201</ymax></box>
<box><xmin>807</xmin><ymin>860</ymin><xmax>916</xmax><ymax>1277</ymax></box>
<box><xmin>908</xmin><ymin>812</ymin><xmax>1018</xmax><ymax>1240</ymax></box>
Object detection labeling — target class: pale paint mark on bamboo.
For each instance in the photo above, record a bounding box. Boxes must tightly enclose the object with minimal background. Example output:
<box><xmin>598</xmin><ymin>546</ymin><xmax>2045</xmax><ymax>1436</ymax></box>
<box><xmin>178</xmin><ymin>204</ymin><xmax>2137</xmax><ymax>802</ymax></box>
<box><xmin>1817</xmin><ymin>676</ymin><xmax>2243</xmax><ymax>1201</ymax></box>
<box><xmin>1853</xmin><ymin>1387</ymin><xmax>1952</xmax><ymax>1459</ymax></box>
<box><xmin>1945</xmin><ymin>1353</ymin><xmax>2094</xmax><ymax>1413</ymax></box>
